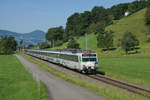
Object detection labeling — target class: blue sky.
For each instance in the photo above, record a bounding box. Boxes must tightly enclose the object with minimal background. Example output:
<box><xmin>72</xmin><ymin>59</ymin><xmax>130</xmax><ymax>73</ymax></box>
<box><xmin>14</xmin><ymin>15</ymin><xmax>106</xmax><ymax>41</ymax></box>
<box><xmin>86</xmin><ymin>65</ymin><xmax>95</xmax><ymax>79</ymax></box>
<box><xmin>0</xmin><ymin>0</ymin><xmax>134</xmax><ymax>33</ymax></box>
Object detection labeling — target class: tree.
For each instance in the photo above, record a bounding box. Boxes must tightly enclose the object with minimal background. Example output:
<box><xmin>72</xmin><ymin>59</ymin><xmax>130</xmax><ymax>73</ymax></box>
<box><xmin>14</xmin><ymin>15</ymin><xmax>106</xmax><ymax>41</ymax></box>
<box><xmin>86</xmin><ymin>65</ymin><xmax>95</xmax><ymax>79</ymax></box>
<box><xmin>97</xmin><ymin>30</ymin><xmax>114</xmax><ymax>50</ymax></box>
<box><xmin>39</xmin><ymin>42</ymin><xmax>50</xmax><ymax>49</ymax></box>
<box><xmin>19</xmin><ymin>40</ymin><xmax>23</xmax><ymax>51</ymax></box>
<box><xmin>91</xmin><ymin>6</ymin><xmax>112</xmax><ymax>25</ymax></box>
<box><xmin>46</xmin><ymin>26</ymin><xmax>65</xmax><ymax>46</ymax></box>
<box><xmin>110</xmin><ymin>3</ymin><xmax>129</xmax><ymax>20</ymax></box>
<box><xmin>128</xmin><ymin>0</ymin><xmax>147</xmax><ymax>13</ymax></box>
<box><xmin>65</xmin><ymin>13</ymin><xmax>81</xmax><ymax>37</ymax></box>
<box><xmin>20</xmin><ymin>40</ymin><xmax>23</xmax><ymax>46</ymax></box>
<box><xmin>27</xmin><ymin>44</ymin><xmax>34</xmax><ymax>49</ymax></box>
<box><xmin>145</xmin><ymin>1</ymin><xmax>150</xmax><ymax>25</ymax></box>
<box><xmin>67</xmin><ymin>38</ymin><xmax>80</xmax><ymax>49</ymax></box>
<box><xmin>0</xmin><ymin>36</ymin><xmax>17</xmax><ymax>54</ymax></box>
<box><xmin>88</xmin><ymin>22</ymin><xmax>105</xmax><ymax>34</ymax></box>
<box><xmin>79</xmin><ymin>11</ymin><xmax>92</xmax><ymax>35</ymax></box>
<box><xmin>121</xmin><ymin>32</ymin><xmax>139</xmax><ymax>55</ymax></box>
<box><xmin>147</xmin><ymin>0</ymin><xmax>150</xmax><ymax>7</ymax></box>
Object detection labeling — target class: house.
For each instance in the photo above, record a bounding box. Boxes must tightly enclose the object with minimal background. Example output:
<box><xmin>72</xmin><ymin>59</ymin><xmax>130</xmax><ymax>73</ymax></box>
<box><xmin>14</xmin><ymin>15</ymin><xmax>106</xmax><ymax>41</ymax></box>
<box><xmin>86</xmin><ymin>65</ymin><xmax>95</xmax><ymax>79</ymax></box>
<box><xmin>125</xmin><ymin>11</ymin><xmax>130</xmax><ymax>16</ymax></box>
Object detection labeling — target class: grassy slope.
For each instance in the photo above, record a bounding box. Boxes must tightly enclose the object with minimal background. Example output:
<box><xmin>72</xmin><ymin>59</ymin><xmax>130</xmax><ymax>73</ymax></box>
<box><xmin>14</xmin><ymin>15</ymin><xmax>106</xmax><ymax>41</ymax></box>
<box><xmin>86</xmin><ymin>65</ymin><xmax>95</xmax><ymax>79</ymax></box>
<box><xmin>0</xmin><ymin>55</ymin><xmax>48</xmax><ymax>100</ymax></box>
<box><xmin>107</xmin><ymin>8</ymin><xmax>149</xmax><ymax>44</ymax></box>
<box><xmin>56</xmin><ymin>8</ymin><xmax>150</xmax><ymax>56</ymax></box>
<box><xmin>106</xmin><ymin>8</ymin><xmax>150</xmax><ymax>56</ymax></box>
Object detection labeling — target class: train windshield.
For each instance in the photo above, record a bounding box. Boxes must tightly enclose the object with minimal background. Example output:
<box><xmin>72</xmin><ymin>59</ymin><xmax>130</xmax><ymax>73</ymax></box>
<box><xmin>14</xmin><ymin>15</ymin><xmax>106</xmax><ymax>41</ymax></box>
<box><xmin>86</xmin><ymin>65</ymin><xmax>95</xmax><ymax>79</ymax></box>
<box><xmin>82</xmin><ymin>53</ymin><xmax>97</xmax><ymax>62</ymax></box>
<box><xmin>82</xmin><ymin>58</ymin><xmax>97</xmax><ymax>62</ymax></box>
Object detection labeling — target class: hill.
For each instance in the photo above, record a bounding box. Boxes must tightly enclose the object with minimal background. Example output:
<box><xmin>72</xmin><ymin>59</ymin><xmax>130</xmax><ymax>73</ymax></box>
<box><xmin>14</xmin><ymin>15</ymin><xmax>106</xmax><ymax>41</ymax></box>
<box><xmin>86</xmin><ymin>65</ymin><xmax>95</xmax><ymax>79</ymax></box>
<box><xmin>56</xmin><ymin>8</ymin><xmax>150</xmax><ymax>56</ymax></box>
<box><xmin>0</xmin><ymin>30</ymin><xmax>46</xmax><ymax>46</ymax></box>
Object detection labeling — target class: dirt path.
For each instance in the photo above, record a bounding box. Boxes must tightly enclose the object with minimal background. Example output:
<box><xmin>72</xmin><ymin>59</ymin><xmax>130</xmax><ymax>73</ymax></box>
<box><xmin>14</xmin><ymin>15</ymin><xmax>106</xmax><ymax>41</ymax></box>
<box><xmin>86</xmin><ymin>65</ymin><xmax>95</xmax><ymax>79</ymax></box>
<box><xmin>16</xmin><ymin>55</ymin><xmax>107</xmax><ymax>100</ymax></box>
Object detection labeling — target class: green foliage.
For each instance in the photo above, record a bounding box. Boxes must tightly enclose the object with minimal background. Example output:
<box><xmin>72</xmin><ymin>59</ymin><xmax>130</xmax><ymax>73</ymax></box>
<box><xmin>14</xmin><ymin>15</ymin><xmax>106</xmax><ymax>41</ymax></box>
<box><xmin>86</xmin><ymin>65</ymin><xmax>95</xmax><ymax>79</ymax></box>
<box><xmin>0</xmin><ymin>36</ymin><xmax>17</xmax><ymax>54</ymax></box>
<box><xmin>20</xmin><ymin>40</ymin><xmax>23</xmax><ymax>46</ymax></box>
<box><xmin>91</xmin><ymin>6</ymin><xmax>112</xmax><ymax>25</ymax></box>
<box><xmin>87</xmin><ymin>22</ymin><xmax>105</xmax><ymax>34</ymax></box>
<box><xmin>128</xmin><ymin>0</ymin><xmax>147</xmax><ymax>13</ymax></box>
<box><xmin>109</xmin><ymin>3</ymin><xmax>129</xmax><ymax>20</ymax></box>
<box><xmin>109</xmin><ymin>0</ymin><xmax>147</xmax><ymax>20</ymax></box>
<box><xmin>45</xmin><ymin>0</ymin><xmax>148</xmax><ymax>47</ymax></box>
<box><xmin>46</xmin><ymin>26</ymin><xmax>65</xmax><ymax>46</ymax></box>
<box><xmin>65</xmin><ymin>6</ymin><xmax>112</xmax><ymax>38</ymax></box>
<box><xmin>19</xmin><ymin>40</ymin><xmax>24</xmax><ymax>51</ymax></box>
<box><xmin>56</xmin><ymin>9</ymin><xmax>150</xmax><ymax>56</ymax></box>
<box><xmin>147</xmin><ymin>0</ymin><xmax>150</xmax><ymax>6</ymax></box>
<box><xmin>145</xmin><ymin>0</ymin><xmax>150</xmax><ymax>34</ymax></box>
<box><xmin>79</xmin><ymin>11</ymin><xmax>92</xmax><ymax>35</ymax></box>
<box><xmin>65</xmin><ymin>11</ymin><xmax>92</xmax><ymax>37</ymax></box>
<box><xmin>67</xmin><ymin>38</ymin><xmax>80</xmax><ymax>49</ymax></box>
<box><xmin>39</xmin><ymin>42</ymin><xmax>50</xmax><ymax>49</ymax></box>
<box><xmin>27</xmin><ymin>44</ymin><xmax>34</xmax><ymax>49</ymax></box>
<box><xmin>145</xmin><ymin>6</ymin><xmax>150</xmax><ymax>25</ymax></box>
<box><xmin>121</xmin><ymin>32</ymin><xmax>139</xmax><ymax>55</ymax></box>
<box><xmin>65</xmin><ymin>13</ymin><xmax>81</xmax><ymax>37</ymax></box>
<box><xmin>97</xmin><ymin>30</ymin><xmax>114</xmax><ymax>50</ymax></box>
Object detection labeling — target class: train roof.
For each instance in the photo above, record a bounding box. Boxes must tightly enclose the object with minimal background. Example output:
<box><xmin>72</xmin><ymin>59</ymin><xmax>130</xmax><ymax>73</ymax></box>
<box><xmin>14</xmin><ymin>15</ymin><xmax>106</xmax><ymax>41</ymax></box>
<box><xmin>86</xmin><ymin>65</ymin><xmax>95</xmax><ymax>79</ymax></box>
<box><xmin>27</xmin><ymin>49</ymin><xmax>96</xmax><ymax>55</ymax></box>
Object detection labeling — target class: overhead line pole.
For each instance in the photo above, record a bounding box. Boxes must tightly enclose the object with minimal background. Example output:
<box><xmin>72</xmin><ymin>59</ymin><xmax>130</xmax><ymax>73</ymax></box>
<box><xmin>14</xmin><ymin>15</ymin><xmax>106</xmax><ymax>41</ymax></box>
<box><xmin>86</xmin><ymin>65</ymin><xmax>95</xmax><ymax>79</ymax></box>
<box><xmin>53</xmin><ymin>40</ymin><xmax>54</xmax><ymax>48</ymax></box>
<box><xmin>85</xmin><ymin>33</ymin><xmax>87</xmax><ymax>50</ymax></box>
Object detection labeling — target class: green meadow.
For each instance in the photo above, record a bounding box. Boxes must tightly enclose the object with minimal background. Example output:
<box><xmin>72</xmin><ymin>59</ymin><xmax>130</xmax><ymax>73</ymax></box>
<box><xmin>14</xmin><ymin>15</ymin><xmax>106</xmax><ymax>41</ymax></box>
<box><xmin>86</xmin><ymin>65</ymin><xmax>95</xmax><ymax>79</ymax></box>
<box><xmin>22</xmin><ymin>54</ymin><xmax>150</xmax><ymax>100</ymax></box>
<box><xmin>99</xmin><ymin>57</ymin><xmax>150</xmax><ymax>88</ymax></box>
<box><xmin>0</xmin><ymin>55</ymin><xmax>48</xmax><ymax>100</ymax></box>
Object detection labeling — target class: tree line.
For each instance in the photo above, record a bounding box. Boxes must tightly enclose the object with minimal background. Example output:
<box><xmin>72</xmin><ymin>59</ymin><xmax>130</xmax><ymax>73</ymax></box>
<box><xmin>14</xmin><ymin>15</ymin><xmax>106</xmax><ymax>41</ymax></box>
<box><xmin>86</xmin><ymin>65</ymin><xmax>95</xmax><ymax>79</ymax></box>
<box><xmin>1</xmin><ymin>1</ymin><xmax>147</xmax><ymax>55</ymax></box>
<box><xmin>46</xmin><ymin>0</ymin><xmax>147</xmax><ymax>44</ymax></box>
<box><xmin>145</xmin><ymin>0</ymin><xmax>150</xmax><ymax>25</ymax></box>
<box><xmin>145</xmin><ymin>0</ymin><xmax>150</xmax><ymax>42</ymax></box>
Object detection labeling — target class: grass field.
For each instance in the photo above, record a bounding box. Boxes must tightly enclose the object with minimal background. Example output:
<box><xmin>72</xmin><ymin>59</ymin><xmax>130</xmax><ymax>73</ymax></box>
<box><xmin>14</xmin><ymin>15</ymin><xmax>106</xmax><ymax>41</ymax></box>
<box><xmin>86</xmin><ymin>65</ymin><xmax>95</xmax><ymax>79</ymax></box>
<box><xmin>0</xmin><ymin>55</ymin><xmax>48</xmax><ymax>100</ymax></box>
<box><xmin>22</xmin><ymin>54</ymin><xmax>150</xmax><ymax>100</ymax></box>
<box><xmin>99</xmin><ymin>57</ymin><xmax>150</xmax><ymax>88</ymax></box>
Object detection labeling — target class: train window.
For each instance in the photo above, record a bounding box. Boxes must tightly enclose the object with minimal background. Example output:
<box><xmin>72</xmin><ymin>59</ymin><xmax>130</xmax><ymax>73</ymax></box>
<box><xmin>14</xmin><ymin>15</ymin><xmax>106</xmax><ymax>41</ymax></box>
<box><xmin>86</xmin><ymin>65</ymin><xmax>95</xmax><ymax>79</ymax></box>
<box><xmin>82</xmin><ymin>58</ymin><xmax>96</xmax><ymax>62</ymax></box>
<box><xmin>60</xmin><ymin>54</ymin><xmax>78</xmax><ymax>62</ymax></box>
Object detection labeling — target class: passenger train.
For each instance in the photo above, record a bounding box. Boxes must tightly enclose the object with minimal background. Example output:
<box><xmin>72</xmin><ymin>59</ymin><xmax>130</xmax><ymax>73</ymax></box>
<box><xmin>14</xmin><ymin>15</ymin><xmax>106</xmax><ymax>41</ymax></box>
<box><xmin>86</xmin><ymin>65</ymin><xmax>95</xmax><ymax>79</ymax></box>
<box><xmin>26</xmin><ymin>49</ymin><xmax>98</xmax><ymax>74</ymax></box>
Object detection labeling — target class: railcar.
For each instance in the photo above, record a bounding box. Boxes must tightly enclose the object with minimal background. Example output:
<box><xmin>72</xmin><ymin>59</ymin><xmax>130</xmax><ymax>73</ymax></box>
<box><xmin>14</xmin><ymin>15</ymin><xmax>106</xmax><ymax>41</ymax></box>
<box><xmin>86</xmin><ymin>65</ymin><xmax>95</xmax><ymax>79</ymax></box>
<box><xmin>26</xmin><ymin>49</ymin><xmax>98</xmax><ymax>74</ymax></box>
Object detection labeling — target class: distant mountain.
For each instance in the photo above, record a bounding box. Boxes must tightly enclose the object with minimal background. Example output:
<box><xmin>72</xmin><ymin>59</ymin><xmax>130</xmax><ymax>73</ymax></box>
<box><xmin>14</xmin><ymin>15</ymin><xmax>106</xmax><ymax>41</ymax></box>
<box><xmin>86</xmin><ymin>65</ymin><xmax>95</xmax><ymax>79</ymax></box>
<box><xmin>0</xmin><ymin>29</ymin><xmax>46</xmax><ymax>46</ymax></box>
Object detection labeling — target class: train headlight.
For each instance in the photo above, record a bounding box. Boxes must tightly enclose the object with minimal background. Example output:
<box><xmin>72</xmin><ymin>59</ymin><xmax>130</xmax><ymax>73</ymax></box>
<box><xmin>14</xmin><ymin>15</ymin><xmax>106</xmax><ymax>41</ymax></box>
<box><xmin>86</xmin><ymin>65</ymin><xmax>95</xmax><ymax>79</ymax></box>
<box><xmin>94</xmin><ymin>61</ymin><xmax>98</xmax><ymax>65</ymax></box>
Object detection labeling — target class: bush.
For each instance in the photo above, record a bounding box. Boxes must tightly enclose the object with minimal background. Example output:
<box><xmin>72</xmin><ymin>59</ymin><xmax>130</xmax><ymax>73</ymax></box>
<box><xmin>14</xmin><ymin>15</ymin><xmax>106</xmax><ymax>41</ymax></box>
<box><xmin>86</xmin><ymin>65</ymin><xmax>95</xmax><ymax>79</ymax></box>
<box><xmin>121</xmin><ymin>31</ymin><xmax>139</xmax><ymax>55</ymax></box>
<box><xmin>67</xmin><ymin>38</ymin><xmax>80</xmax><ymax>49</ymax></box>
<box><xmin>0</xmin><ymin>36</ymin><xmax>17</xmax><ymax>54</ymax></box>
<box><xmin>39</xmin><ymin>42</ymin><xmax>50</xmax><ymax>49</ymax></box>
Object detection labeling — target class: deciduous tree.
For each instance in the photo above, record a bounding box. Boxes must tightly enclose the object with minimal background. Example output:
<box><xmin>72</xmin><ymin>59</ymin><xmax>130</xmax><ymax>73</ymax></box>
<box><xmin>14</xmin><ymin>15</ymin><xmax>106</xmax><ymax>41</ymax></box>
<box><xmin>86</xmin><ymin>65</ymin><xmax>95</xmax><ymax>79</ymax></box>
<box><xmin>121</xmin><ymin>32</ymin><xmax>139</xmax><ymax>55</ymax></box>
<box><xmin>97</xmin><ymin>30</ymin><xmax>114</xmax><ymax>50</ymax></box>
<box><xmin>0</xmin><ymin>36</ymin><xmax>17</xmax><ymax>54</ymax></box>
<box><xmin>67</xmin><ymin>38</ymin><xmax>80</xmax><ymax>49</ymax></box>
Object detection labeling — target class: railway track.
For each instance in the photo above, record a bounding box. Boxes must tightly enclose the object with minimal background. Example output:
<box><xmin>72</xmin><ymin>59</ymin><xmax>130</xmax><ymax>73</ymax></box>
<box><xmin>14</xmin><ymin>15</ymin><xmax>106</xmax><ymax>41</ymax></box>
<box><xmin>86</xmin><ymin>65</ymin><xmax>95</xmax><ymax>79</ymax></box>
<box><xmin>88</xmin><ymin>74</ymin><xmax>150</xmax><ymax>98</ymax></box>
<box><xmin>25</xmin><ymin>54</ymin><xmax>150</xmax><ymax>98</ymax></box>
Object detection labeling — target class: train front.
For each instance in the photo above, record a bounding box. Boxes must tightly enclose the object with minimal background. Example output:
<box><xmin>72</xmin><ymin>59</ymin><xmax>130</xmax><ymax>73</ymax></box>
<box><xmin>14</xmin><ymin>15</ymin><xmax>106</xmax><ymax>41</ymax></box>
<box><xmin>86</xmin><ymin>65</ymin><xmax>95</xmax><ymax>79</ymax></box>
<box><xmin>81</xmin><ymin>53</ymin><xmax>98</xmax><ymax>74</ymax></box>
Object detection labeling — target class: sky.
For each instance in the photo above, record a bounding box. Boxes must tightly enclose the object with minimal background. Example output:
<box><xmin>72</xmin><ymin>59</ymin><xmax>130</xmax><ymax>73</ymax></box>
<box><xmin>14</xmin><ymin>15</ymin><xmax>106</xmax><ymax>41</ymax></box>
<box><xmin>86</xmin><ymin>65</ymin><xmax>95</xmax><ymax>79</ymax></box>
<box><xmin>0</xmin><ymin>0</ymin><xmax>134</xmax><ymax>33</ymax></box>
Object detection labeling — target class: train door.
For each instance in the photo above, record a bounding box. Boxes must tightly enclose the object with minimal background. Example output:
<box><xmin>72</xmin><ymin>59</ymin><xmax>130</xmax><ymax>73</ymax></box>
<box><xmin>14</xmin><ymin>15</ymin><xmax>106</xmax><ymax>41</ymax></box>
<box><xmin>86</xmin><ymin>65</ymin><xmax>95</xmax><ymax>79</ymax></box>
<box><xmin>77</xmin><ymin>56</ymin><xmax>82</xmax><ymax>71</ymax></box>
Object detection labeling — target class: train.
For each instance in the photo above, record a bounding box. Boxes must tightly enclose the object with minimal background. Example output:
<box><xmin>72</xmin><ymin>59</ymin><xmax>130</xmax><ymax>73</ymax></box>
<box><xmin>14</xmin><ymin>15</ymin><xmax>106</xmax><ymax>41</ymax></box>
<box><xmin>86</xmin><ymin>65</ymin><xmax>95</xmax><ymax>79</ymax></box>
<box><xmin>25</xmin><ymin>49</ymin><xmax>98</xmax><ymax>74</ymax></box>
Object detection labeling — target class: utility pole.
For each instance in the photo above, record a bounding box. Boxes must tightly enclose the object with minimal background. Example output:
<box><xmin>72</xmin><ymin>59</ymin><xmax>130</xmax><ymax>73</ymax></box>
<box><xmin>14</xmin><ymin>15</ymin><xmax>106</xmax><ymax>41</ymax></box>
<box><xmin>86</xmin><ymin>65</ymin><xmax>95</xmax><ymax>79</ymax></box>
<box><xmin>53</xmin><ymin>40</ymin><xmax>54</xmax><ymax>48</ymax></box>
<box><xmin>85</xmin><ymin>33</ymin><xmax>87</xmax><ymax>50</ymax></box>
